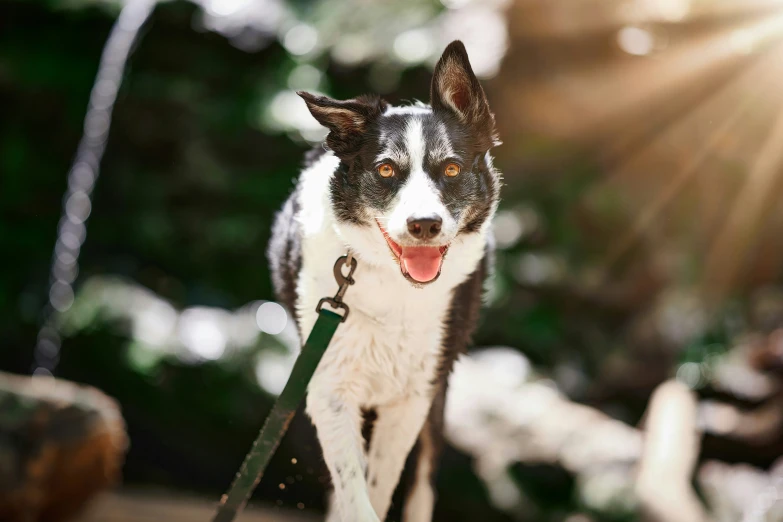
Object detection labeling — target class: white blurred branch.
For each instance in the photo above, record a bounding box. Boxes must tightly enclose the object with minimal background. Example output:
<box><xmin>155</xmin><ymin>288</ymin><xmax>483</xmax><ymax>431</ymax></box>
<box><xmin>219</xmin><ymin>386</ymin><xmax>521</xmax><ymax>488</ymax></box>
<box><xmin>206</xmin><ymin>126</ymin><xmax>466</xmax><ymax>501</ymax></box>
<box><xmin>636</xmin><ymin>381</ymin><xmax>710</xmax><ymax>522</ymax></box>
<box><xmin>699</xmin><ymin>460</ymin><xmax>783</xmax><ymax>522</ymax></box>
<box><xmin>445</xmin><ymin>348</ymin><xmax>782</xmax><ymax>521</ymax></box>
<box><xmin>445</xmin><ymin>348</ymin><xmax>641</xmax><ymax>516</ymax></box>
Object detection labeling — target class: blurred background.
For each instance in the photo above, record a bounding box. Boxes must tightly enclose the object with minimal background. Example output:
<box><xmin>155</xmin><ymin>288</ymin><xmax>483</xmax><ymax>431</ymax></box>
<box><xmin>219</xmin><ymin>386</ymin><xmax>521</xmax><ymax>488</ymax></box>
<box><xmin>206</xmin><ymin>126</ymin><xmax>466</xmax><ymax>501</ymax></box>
<box><xmin>2</xmin><ymin>0</ymin><xmax>783</xmax><ymax>520</ymax></box>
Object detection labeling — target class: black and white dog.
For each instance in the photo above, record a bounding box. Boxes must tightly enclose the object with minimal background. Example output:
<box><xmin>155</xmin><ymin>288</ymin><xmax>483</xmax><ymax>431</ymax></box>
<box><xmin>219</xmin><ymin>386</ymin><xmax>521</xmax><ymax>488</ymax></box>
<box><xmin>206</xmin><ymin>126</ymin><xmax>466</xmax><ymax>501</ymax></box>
<box><xmin>268</xmin><ymin>40</ymin><xmax>501</xmax><ymax>522</ymax></box>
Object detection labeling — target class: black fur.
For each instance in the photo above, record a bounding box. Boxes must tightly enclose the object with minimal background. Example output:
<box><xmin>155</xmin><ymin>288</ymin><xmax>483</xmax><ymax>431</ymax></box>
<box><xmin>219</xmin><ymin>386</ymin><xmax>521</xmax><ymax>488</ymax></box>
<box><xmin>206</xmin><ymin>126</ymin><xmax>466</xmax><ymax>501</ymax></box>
<box><xmin>266</xmin><ymin>183</ymin><xmax>301</xmax><ymax>319</ymax></box>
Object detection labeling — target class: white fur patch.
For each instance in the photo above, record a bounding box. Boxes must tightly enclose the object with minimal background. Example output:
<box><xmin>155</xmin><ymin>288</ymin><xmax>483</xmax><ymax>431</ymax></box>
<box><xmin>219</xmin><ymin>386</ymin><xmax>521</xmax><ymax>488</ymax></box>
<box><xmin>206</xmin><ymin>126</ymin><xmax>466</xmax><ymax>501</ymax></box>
<box><xmin>384</xmin><ymin>105</ymin><xmax>432</xmax><ymax>116</ymax></box>
<box><xmin>382</xmin><ymin>118</ymin><xmax>458</xmax><ymax>245</ymax></box>
<box><xmin>429</xmin><ymin>121</ymin><xmax>456</xmax><ymax>163</ymax></box>
<box><xmin>404</xmin><ymin>118</ymin><xmax>426</xmax><ymax>169</ymax></box>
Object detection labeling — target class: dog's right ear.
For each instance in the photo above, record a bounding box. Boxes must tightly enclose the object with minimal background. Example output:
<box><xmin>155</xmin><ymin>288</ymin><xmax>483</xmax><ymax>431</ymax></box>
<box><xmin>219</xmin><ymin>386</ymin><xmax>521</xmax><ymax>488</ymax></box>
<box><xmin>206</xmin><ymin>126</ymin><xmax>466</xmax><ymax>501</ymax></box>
<box><xmin>298</xmin><ymin>91</ymin><xmax>387</xmax><ymax>157</ymax></box>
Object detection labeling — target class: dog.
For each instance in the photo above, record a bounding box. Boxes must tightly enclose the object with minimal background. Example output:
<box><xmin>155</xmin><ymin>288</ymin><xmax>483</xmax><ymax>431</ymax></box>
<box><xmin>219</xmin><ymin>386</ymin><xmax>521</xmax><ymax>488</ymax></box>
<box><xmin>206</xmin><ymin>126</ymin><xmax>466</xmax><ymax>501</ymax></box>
<box><xmin>267</xmin><ymin>40</ymin><xmax>501</xmax><ymax>522</ymax></box>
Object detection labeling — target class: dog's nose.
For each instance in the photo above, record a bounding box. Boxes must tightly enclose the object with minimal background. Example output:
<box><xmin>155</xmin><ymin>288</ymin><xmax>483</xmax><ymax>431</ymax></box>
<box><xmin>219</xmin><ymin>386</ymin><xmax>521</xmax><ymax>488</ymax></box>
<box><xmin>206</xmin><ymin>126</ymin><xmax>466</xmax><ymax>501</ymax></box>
<box><xmin>407</xmin><ymin>216</ymin><xmax>442</xmax><ymax>240</ymax></box>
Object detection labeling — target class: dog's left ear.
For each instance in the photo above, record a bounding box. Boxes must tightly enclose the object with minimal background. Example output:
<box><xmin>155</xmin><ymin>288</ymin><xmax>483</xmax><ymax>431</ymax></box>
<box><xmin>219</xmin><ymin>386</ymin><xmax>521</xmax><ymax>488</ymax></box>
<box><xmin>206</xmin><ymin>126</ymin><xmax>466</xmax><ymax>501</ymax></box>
<box><xmin>298</xmin><ymin>91</ymin><xmax>387</xmax><ymax>158</ymax></box>
<box><xmin>431</xmin><ymin>41</ymin><xmax>500</xmax><ymax>150</ymax></box>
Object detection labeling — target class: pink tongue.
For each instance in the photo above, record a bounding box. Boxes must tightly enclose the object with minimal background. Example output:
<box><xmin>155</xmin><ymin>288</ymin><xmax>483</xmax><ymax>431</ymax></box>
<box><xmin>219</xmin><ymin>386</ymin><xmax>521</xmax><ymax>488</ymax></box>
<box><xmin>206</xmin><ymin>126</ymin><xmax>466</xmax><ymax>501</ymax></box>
<box><xmin>400</xmin><ymin>247</ymin><xmax>443</xmax><ymax>283</ymax></box>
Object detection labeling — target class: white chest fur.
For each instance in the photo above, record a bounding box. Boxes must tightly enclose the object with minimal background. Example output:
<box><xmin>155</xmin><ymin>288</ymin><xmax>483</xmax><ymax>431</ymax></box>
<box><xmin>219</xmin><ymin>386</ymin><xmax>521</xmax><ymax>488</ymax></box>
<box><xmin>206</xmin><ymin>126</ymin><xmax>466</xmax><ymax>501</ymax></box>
<box><xmin>302</xmin><ymin>264</ymin><xmax>449</xmax><ymax>405</ymax></box>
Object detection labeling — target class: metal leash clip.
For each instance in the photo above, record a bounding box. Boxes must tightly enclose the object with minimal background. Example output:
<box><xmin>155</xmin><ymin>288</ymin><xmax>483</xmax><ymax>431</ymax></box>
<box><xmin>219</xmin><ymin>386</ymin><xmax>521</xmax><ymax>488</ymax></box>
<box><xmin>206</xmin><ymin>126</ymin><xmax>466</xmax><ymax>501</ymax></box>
<box><xmin>316</xmin><ymin>254</ymin><xmax>357</xmax><ymax>322</ymax></box>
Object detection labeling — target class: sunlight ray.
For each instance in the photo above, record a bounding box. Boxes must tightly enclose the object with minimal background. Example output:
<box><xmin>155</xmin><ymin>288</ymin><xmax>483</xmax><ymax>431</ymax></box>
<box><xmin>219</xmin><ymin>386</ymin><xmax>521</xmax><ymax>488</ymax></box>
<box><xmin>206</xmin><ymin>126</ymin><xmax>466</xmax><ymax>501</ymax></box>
<box><xmin>592</xmin><ymin>34</ymin><xmax>783</xmax><ymax>284</ymax></box>
<box><xmin>599</xmin><ymin>28</ymin><xmax>783</xmax><ymax>185</ymax></box>
<box><xmin>598</xmin><ymin>98</ymin><xmax>752</xmax><ymax>276</ymax></box>
<box><xmin>509</xmin><ymin>0</ymin><xmax>783</xmax><ymax>38</ymax></box>
<box><xmin>511</xmin><ymin>11</ymin><xmax>783</xmax><ymax>143</ymax></box>
<box><xmin>704</xmin><ymin>46</ymin><xmax>783</xmax><ymax>297</ymax></box>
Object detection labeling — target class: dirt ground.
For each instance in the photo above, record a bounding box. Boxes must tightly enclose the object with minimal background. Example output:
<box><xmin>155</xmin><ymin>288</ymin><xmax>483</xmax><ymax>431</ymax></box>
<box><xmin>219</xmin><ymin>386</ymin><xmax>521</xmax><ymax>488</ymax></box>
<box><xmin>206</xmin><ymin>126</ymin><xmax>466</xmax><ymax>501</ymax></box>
<box><xmin>76</xmin><ymin>490</ymin><xmax>318</xmax><ymax>522</ymax></box>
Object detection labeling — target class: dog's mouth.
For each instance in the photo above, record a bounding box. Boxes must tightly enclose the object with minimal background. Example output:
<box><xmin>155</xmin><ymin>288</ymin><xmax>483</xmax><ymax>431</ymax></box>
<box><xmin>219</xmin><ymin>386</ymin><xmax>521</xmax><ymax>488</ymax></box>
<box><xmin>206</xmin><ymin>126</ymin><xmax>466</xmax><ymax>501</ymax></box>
<box><xmin>377</xmin><ymin>221</ymin><xmax>449</xmax><ymax>284</ymax></box>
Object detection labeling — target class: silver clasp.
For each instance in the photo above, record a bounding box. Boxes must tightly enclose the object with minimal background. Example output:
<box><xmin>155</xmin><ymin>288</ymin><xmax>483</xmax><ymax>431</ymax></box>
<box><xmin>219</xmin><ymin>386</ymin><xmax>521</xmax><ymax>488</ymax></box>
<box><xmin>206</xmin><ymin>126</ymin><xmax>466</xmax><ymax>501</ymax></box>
<box><xmin>315</xmin><ymin>254</ymin><xmax>357</xmax><ymax>322</ymax></box>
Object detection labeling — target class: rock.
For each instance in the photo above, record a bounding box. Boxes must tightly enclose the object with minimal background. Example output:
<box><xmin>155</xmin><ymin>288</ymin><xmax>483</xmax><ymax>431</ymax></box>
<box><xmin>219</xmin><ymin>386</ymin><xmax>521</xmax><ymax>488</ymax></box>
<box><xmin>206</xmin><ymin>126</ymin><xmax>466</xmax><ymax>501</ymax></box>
<box><xmin>0</xmin><ymin>372</ymin><xmax>127</xmax><ymax>522</ymax></box>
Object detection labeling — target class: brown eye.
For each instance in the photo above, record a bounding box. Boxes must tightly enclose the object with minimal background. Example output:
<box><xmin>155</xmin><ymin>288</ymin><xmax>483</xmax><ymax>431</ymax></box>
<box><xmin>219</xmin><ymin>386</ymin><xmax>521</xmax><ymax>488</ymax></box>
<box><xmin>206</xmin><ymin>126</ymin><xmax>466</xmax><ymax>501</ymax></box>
<box><xmin>378</xmin><ymin>163</ymin><xmax>395</xmax><ymax>178</ymax></box>
<box><xmin>445</xmin><ymin>163</ymin><xmax>461</xmax><ymax>177</ymax></box>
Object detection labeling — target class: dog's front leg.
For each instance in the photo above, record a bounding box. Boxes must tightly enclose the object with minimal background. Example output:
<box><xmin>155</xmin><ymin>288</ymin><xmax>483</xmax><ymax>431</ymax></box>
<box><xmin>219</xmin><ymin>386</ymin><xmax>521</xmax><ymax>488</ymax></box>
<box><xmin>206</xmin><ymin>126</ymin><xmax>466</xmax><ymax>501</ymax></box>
<box><xmin>307</xmin><ymin>389</ymin><xmax>379</xmax><ymax>522</ymax></box>
<box><xmin>366</xmin><ymin>397</ymin><xmax>432</xmax><ymax>520</ymax></box>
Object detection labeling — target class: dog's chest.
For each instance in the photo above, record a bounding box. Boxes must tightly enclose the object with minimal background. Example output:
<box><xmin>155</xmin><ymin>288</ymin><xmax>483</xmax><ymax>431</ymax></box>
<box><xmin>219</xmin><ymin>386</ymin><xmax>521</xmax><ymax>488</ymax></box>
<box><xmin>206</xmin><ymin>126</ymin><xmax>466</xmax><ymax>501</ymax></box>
<box><xmin>299</xmin><ymin>263</ymin><xmax>451</xmax><ymax>407</ymax></box>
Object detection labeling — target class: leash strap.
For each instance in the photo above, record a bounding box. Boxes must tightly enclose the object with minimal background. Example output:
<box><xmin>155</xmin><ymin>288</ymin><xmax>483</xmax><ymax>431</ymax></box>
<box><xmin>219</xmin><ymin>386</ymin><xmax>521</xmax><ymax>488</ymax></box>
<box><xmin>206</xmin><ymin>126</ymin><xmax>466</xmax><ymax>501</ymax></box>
<box><xmin>212</xmin><ymin>255</ymin><xmax>356</xmax><ymax>522</ymax></box>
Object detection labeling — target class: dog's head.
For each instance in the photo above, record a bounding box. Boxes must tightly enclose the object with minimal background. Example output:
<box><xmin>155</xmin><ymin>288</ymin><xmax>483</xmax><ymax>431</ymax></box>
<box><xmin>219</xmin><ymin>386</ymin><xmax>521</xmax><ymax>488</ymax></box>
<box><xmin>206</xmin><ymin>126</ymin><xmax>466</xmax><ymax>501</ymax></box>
<box><xmin>299</xmin><ymin>40</ymin><xmax>501</xmax><ymax>285</ymax></box>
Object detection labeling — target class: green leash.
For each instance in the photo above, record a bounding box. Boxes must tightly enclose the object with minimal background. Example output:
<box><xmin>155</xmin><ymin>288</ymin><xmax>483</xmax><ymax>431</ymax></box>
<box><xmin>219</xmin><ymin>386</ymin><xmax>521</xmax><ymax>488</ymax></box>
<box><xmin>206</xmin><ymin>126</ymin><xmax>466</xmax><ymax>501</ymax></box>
<box><xmin>212</xmin><ymin>254</ymin><xmax>357</xmax><ymax>522</ymax></box>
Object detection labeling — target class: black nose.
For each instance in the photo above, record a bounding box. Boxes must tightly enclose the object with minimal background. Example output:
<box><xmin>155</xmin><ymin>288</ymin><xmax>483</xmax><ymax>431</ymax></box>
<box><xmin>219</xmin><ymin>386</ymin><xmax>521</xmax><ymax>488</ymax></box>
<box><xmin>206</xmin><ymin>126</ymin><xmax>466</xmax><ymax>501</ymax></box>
<box><xmin>407</xmin><ymin>216</ymin><xmax>442</xmax><ymax>240</ymax></box>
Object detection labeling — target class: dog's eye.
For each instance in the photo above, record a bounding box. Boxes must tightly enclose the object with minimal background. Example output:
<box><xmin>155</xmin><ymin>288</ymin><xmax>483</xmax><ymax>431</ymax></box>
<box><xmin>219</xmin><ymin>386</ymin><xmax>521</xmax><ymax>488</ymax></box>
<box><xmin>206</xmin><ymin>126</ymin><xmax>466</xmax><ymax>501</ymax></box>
<box><xmin>444</xmin><ymin>163</ymin><xmax>461</xmax><ymax>177</ymax></box>
<box><xmin>378</xmin><ymin>163</ymin><xmax>395</xmax><ymax>178</ymax></box>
